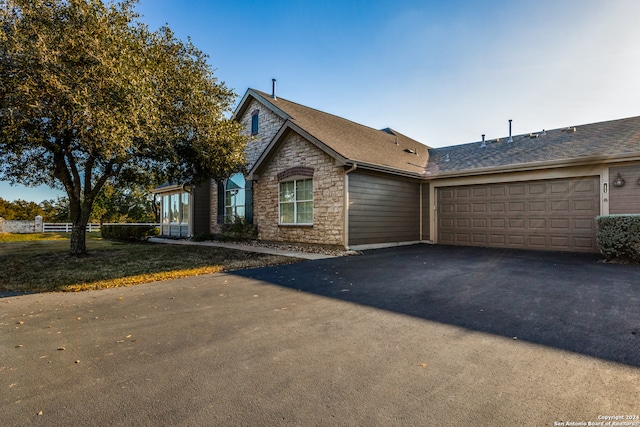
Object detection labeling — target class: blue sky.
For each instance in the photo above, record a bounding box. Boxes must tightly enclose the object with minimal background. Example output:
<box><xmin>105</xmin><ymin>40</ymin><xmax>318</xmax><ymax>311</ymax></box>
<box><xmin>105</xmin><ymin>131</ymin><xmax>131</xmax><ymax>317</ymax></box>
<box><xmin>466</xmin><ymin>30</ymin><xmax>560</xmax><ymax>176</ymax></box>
<box><xmin>3</xmin><ymin>0</ymin><xmax>640</xmax><ymax>202</ymax></box>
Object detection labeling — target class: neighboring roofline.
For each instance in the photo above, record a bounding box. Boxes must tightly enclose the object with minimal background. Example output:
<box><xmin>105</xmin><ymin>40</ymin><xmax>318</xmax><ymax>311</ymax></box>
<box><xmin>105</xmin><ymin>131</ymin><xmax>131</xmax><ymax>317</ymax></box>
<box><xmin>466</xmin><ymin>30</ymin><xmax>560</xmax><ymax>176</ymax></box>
<box><xmin>233</xmin><ymin>88</ymin><xmax>291</xmax><ymax>122</ymax></box>
<box><xmin>425</xmin><ymin>152</ymin><xmax>640</xmax><ymax>180</ymax></box>
<box><xmin>247</xmin><ymin>120</ymin><xmax>349</xmax><ymax>180</ymax></box>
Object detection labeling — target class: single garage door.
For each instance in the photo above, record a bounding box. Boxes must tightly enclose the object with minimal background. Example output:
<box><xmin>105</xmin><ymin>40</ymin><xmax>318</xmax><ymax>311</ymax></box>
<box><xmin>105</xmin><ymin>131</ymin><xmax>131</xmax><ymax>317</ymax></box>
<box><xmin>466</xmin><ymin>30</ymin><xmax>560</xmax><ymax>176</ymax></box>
<box><xmin>437</xmin><ymin>176</ymin><xmax>600</xmax><ymax>252</ymax></box>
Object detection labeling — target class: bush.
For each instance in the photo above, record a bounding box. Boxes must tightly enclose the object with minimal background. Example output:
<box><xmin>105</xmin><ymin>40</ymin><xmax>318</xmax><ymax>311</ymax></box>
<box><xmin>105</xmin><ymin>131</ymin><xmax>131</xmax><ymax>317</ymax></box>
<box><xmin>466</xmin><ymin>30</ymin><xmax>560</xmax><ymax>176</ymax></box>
<box><xmin>596</xmin><ymin>215</ymin><xmax>640</xmax><ymax>263</ymax></box>
<box><xmin>191</xmin><ymin>217</ymin><xmax>257</xmax><ymax>243</ymax></box>
<box><xmin>101</xmin><ymin>224</ymin><xmax>159</xmax><ymax>242</ymax></box>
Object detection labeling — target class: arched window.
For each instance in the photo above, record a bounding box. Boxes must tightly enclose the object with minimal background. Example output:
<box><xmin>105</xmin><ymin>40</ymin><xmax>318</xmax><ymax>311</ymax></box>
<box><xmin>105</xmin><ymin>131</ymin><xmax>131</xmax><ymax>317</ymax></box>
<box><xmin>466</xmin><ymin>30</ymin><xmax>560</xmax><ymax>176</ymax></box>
<box><xmin>225</xmin><ymin>173</ymin><xmax>245</xmax><ymax>221</ymax></box>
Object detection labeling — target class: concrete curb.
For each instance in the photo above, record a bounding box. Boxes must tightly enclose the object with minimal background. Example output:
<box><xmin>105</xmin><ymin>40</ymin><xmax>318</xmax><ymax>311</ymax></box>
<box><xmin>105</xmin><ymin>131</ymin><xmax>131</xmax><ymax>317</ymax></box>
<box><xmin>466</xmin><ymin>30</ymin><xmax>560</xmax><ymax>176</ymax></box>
<box><xmin>148</xmin><ymin>237</ymin><xmax>338</xmax><ymax>260</ymax></box>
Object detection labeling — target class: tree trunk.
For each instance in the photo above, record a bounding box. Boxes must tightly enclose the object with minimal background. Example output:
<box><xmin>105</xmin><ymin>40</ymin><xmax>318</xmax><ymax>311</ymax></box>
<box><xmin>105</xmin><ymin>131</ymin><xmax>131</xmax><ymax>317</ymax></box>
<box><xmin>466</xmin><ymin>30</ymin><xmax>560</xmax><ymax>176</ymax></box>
<box><xmin>69</xmin><ymin>220</ymin><xmax>88</xmax><ymax>255</ymax></box>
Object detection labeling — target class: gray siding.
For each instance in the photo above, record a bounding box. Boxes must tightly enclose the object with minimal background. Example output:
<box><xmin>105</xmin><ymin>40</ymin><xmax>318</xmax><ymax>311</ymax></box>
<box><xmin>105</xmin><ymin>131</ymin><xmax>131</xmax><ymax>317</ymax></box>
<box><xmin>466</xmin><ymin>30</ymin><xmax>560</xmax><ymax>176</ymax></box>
<box><xmin>610</xmin><ymin>164</ymin><xmax>640</xmax><ymax>214</ymax></box>
<box><xmin>348</xmin><ymin>172</ymin><xmax>420</xmax><ymax>245</ymax></box>
<box><xmin>192</xmin><ymin>183</ymin><xmax>211</xmax><ymax>235</ymax></box>
<box><xmin>421</xmin><ymin>183</ymin><xmax>430</xmax><ymax>240</ymax></box>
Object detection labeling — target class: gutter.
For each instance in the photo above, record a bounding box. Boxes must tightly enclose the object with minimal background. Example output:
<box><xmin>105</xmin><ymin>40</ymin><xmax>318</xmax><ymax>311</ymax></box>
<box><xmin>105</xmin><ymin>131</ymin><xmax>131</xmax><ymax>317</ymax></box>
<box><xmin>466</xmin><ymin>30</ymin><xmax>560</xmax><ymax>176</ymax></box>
<box><xmin>425</xmin><ymin>153</ymin><xmax>640</xmax><ymax>181</ymax></box>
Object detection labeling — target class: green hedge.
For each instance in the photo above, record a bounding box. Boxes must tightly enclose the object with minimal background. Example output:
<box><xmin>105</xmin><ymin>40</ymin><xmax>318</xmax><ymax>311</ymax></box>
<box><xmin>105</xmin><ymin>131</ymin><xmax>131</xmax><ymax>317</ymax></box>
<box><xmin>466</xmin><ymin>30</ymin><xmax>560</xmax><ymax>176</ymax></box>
<box><xmin>101</xmin><ymin>224</ymin><xmax>159</xmax><ymax>241</ymax></box>
<box><xmin>596</xmin><ymin>214</ymin><xmax>640</xmax><ymax>263</ymax></box>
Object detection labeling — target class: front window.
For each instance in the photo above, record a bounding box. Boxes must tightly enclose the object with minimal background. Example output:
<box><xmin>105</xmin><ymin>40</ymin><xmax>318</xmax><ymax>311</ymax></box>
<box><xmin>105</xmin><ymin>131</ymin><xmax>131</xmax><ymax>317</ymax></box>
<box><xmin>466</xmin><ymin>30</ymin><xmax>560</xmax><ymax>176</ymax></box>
<box><xmin>225</xmin><ymin>173</ymin><xmax>245</xmax><ymax>221</ymax></box>
<box><xmin>279</xmin><ymin>179</ymin><xmax>313</xmax><ymax>225</ymax></box>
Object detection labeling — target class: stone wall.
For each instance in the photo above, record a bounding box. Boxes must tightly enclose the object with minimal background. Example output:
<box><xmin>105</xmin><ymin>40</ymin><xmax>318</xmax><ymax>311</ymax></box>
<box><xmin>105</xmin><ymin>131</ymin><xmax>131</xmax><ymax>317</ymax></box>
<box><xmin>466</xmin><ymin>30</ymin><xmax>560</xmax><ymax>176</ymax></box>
<box><xmin>239</xmin><ymin>99</ymin><xmax>286</xmax><ymax>168</ymax></box>
<box><xmin>0</xmin><ymin>216</ymin><xmax>43</xmax><ymax>233</ymax></box>
<box><xmin>253</xmin><ymin>132</ymin><xmax>345</xmax><ymax>247</ymax></box>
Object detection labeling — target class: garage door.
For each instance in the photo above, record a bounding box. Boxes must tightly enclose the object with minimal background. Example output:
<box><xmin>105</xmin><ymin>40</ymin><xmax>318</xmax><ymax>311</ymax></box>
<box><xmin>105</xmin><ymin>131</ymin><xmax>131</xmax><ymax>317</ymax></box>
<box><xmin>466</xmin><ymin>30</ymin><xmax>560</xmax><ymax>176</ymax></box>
<box><xmin>437</xmin><ymin>176</ymin><xmax>600</xmax><ymax>252</ymax></box>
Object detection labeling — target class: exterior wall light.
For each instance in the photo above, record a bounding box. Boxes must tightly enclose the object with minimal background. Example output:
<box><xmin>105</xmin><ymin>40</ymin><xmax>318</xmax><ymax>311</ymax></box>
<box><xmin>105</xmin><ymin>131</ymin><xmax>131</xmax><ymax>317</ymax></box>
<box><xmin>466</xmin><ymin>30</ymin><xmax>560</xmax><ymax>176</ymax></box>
<box><xmin>613</xmin><ymin>173</ymin><xmax>625</xmax><ymax>188</ymax></box>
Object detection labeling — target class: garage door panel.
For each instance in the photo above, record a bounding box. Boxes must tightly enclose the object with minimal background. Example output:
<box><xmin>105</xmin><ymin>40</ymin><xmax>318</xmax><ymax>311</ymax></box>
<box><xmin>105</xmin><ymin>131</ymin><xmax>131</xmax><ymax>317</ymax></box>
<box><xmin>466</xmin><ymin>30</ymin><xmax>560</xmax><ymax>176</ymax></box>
<box><xmin>437</xmin><ymin>176</ymin><xmax>599</xmax><ymax>252</ymax></box>
<box><xmin>529</xmin><ymin>184</ymin><xmax>546</xmax><ymax>195</ymax></box>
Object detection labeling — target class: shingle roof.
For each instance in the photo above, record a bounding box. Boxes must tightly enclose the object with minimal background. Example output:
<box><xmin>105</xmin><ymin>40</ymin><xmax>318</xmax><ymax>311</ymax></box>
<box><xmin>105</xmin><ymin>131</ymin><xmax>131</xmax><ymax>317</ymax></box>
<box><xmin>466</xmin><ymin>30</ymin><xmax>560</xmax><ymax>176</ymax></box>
<box><xmin>241</xmin><ymin>89</ymin><xmax>640</xmax><ymax>178</ymax></box>
<box><xmin>247</xmin><ymin>90</ymin><xmax>430</xmax><ymax>175</ymax></box>
<box><xmin>425</xmin><ymin>116</ymin><xmax>640</xmax><ymax>176</ymax></box>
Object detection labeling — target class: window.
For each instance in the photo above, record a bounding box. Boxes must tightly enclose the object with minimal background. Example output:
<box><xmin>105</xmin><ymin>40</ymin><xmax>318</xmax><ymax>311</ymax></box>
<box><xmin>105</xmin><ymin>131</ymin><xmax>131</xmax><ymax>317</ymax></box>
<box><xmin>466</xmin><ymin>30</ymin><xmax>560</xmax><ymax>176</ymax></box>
<box><xmin>161</xmin><ymin>191</ymin><xmax>189</xmax><ymax>224</ymax></box>
<box><xmin>180</xmin><ymin>192</ymin><xmax>189</xmax><ymax>224</ymax></box>
<box><xmin>170</xmin><ymin>194</ymin><xmax>179</xmax><ymax>223</ymax></box>
<box><xmin>251</xmin><ymin>112</ymin><xmax>259</xmax><ymax>135</ymax></box>
<box><xmin>279</xmin><ymin>179</ymin><xmax>313</xmax><ymax>225</ymax></box>
<box><xmin>162</xmin><ymin>196</ymin><xmax>170</xmax><ymax>223</ymax></box>
<box><xmin>225</xmin><ymin>173</ymin><xmax>245</xmax><ymax>221</ymax></box>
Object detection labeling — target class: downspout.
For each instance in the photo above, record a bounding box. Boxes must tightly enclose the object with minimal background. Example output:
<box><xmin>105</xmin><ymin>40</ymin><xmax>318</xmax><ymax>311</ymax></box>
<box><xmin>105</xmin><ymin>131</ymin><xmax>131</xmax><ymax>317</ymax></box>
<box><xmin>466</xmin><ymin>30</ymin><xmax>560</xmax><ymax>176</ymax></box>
<box><xmin>344</xmin><ymin>163</ymin><xmax>358</xmax><ymax>249</ymax></box>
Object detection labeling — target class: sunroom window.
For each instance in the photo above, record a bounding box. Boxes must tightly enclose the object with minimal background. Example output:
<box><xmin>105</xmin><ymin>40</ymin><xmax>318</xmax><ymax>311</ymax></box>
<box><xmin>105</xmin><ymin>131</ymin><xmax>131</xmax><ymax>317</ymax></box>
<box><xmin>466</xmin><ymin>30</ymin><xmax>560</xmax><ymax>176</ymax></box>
<box><xmin>279</xmin><ymin>179</ymin><xmax>313</xmax><ymax>225</ymax></box>
<box><xmin>225</xmin><ymin>173</ymin><xmax>245</xmax><ymax>221</ymax></box>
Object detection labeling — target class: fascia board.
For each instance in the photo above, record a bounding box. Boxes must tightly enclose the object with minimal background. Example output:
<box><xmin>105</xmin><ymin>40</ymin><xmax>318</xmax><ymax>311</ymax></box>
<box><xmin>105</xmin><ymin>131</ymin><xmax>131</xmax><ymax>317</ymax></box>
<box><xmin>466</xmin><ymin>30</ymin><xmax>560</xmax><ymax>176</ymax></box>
<box><xmin>234</xmin><ymin>89</ymin><xmax>291</xmax><ymax>122</ymax></box>
<box><xmin>425</xmin><ymin>153</ymin><xmax>640</xmax><ymax>181</ymax></box>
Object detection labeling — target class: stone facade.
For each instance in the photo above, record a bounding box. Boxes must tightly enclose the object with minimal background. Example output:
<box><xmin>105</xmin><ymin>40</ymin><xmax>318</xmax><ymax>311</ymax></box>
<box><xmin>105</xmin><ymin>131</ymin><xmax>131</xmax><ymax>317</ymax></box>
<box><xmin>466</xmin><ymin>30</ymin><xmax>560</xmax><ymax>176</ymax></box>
<box><xmin>239</xmin><ymin>99</ymin><xmax>286</xmax><ymax>168</ymax></box>
<box><xmin>253</xmin><ymin>132</ymin><xmax>345</xmax><ymax>247</ymax></box>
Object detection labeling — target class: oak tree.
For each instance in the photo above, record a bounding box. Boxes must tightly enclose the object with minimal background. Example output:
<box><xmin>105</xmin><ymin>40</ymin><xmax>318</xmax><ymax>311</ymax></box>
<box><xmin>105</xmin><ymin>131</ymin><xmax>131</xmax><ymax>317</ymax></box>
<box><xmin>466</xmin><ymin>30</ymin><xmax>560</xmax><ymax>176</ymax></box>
<box><xmin>0</xmin><ymin>0</ymin><xmax>246</xmax><ymax>254</ymax></box>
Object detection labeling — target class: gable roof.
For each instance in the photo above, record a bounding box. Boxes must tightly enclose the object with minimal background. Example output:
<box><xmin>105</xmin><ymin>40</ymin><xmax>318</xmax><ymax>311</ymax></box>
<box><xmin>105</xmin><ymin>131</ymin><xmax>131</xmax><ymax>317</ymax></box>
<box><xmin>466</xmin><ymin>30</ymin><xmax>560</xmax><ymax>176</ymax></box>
<box><xmin>425</xmin><ymin>116</ymin><xmax>640</xmax><ymax>177</ymax></box>
<box><xmin>238</xmin><ymin>89</ymin><xmax>430</xmax><ymax>177</ymax></box>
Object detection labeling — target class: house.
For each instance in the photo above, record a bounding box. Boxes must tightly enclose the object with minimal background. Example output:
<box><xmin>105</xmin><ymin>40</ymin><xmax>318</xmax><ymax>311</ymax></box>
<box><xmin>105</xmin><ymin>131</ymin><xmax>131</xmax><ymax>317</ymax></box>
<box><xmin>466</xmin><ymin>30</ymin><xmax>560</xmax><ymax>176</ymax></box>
<box><xmin>154</xmin><ymin>85</ymin><xmax>640</xmax><ymax>253</ymax></box>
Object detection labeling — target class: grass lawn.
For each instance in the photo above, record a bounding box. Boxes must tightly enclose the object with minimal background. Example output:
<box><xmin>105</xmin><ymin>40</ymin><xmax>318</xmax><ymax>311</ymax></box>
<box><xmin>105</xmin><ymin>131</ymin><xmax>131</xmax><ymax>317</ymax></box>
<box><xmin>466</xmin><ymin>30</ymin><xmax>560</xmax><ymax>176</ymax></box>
<box><xmin>0</xmin><ymin>233</ymin><xmax>298</xmax><ymax>293</ymax></box>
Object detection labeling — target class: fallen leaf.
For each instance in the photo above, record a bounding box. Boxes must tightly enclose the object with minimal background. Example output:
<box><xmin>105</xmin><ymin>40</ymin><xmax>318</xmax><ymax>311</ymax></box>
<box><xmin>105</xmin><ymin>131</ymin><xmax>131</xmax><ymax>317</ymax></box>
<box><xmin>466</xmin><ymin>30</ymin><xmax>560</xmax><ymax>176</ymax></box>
<box><xmin>418</xmin><ymin>363</ymin><xmax>427</xmax><ymax>368</ymax></box>
<box><xmin>117</xmin><ymin>297</ymin><xmax>123</xmax><ymax>301</ymax></box>
<box><xmin>75</xmin><ymin>360</ymin><xmax>80</xmax><ymax>364</ymax></box>
<box><xmin>116</xmin><ymin>340</ymin><xmax>125</xmax><ymax>343</ymax></box>
<box><xmin>58</xmin><ymin>347</ymin><xmax>66</xmax><ymax>351</ymax></box>
<box><xmin>37</xmin><ymin>411</ymin><xmax>43</xmax><ymax>416</ymax></box>
<box><xmin>76</xmin><ymin>317</ymin><xmax>81</xmax><ymax>320</ymax></box>
<box><xmin>17</xmin><ymin>321</ymin><xmax>24</xmax><ymax>325</ymax></box>
<box><xmin>15</xmin><ymin>345</ymin><xmax>23</xmax><ymax>348</ymax></box>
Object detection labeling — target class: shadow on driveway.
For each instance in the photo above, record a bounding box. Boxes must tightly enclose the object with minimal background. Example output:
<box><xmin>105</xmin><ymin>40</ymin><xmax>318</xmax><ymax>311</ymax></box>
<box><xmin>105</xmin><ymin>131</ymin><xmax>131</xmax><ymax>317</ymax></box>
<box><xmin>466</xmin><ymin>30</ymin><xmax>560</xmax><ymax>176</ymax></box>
<box><xmin>232</xmin><ymin>244</ymin><xmax>640</xmax><ymax>367</ymax></box>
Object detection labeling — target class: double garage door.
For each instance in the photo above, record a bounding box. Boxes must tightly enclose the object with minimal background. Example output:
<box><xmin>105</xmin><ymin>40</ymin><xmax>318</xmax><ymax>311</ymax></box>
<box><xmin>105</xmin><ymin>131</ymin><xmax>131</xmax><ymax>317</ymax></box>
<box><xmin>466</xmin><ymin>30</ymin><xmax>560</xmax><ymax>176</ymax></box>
<box><xmin>437</xmin><ymin>176</ymin><xmax>600</xmax><ymax>252</ymax></box>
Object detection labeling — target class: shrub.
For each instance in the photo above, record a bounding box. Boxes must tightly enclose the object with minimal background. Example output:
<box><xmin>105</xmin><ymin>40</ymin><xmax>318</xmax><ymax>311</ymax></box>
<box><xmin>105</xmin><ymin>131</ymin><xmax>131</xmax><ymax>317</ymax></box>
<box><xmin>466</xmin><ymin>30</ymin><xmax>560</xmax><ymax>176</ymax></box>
<box><xmin>101</xmin><ymin>224</ymin><xmax>159</xmax><ymax>242</ymax></box>
<box><xmin>596</xmin><ymin>214</ymin><xmax>640</xmax><ymax>263</ymax></box>
<box><xmin>191</xmin><ymin>217</ymin><xmax>257</xmax><ymax>243</ymax></box>
<box><xmin>221</xmin><ymin>216</ymin><xmax>257</xmax><ymax>242</ymax></box>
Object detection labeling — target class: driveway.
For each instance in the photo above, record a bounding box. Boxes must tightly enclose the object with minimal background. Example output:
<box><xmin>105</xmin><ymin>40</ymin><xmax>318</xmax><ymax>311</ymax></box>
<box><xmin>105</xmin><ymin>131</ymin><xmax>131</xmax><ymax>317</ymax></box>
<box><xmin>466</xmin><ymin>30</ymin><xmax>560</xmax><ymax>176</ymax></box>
<box><xmin>1</xmin><ymin>245</ymin><xmax>639</xmax><ymax>426</ymax></box>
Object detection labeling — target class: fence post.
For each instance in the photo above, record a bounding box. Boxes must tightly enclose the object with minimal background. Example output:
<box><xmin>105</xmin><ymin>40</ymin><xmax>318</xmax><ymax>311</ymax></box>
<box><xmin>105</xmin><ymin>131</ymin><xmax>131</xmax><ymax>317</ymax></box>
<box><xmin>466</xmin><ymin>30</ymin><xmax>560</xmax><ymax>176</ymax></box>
<box><xmin>35</xmin><ymin>215</ymin><xmax>43</xmax><ymax>233</ymax></box>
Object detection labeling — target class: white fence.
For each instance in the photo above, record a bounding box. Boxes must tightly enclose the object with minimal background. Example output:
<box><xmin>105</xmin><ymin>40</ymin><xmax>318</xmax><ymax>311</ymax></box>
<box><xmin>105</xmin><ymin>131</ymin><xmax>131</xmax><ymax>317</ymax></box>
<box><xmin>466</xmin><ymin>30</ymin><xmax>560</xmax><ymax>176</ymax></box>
<box><xmin>43</xmin><ymin>223</ymin><xmax>160</xmax><ymax>233</ymax></box>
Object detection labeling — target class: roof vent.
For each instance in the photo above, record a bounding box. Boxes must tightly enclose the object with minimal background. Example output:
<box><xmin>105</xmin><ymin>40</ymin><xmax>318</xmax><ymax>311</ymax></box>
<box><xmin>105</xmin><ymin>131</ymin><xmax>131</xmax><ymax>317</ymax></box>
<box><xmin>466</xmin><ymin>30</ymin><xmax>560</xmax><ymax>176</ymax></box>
<box><xmin>480</xmin><ymin>134</ymin><xmax>486</xmax><ymax>148</ymax></box>
<box><xmin>529</xmin><ymin>133</ymin><xmax>539</xmax><ymax>139</ymax></box>
<box><xmin>562</xmin><ymin>126</ymin><xmax>577</xmax><ymax>133</ymax></box>
<box><xmin>541</xmin><ymin>129</ymin><xmax>546</xmax><ymax>135</ymax></box>
<box><xmin>508</xmin><ymin>119</ymin><xmax>513</xmax><ymax>143</ymax></box>
<box><xmin>271</xmin><ymin>78</ymin><xmax>277</xmax><ymax>100</ymax></box>
<box><xmin>445</xmin><ymin>153</ymin><xmax>450</xmax><ymax>162</ymax></box>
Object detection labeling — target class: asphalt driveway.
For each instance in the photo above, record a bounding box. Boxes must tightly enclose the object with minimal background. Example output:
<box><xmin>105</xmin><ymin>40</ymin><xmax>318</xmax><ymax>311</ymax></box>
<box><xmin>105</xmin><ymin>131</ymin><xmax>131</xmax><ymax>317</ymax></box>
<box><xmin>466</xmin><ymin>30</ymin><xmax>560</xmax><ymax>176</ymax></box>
<box><xmin>1</xmin><ymin>244</ymin><xmax>639</xmax><ymax>426</ymax></box>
